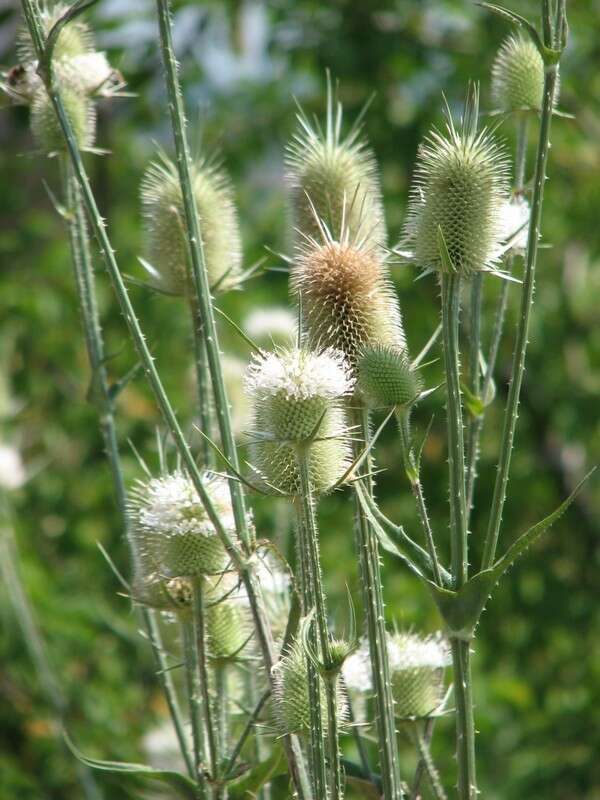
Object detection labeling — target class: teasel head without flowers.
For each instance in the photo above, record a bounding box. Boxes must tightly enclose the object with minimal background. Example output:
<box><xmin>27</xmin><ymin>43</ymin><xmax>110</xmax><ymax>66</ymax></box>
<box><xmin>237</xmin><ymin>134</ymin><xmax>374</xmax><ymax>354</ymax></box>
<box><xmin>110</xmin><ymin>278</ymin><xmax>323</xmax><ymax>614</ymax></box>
<box><xmin>244</xmin><ymin>347</ymin><xmax>354</xmax><ymax>495</ymax></box>
<box><xmin>491</xmin><ymin>34</ymin><xmax>556</xmax><ymax>115</ymax></box>
<box><xmin>140</xmin><ymin>153</ymin><xmax>242</xmax><ymax>296</ymax></box>
<box><xmin>286</xmin><ymin>77</ymin><xmax>387</xmax><ymax>252</ymax></box>
<box><xmin>401</xmin><ymin>88</ymin><xmax>510</xmax><ymax>279</ymax></box>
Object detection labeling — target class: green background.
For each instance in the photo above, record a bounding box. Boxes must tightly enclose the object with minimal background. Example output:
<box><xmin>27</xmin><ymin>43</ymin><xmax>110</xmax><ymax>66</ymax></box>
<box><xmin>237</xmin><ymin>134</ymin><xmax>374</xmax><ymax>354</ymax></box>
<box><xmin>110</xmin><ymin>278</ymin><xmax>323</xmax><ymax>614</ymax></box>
<box><xmin>1</xmin><ymin>0</ymin><xmax>599</xmax><ymax>797</ymax></box>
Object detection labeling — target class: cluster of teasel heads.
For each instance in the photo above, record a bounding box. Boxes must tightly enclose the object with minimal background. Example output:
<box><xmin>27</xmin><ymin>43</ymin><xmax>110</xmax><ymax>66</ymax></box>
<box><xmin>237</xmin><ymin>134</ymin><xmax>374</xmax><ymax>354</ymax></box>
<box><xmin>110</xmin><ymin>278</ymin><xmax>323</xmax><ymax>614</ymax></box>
<box><xmin>7</xmin><ymin>4</ymin><xmax>563</xmax><ymax>798</ymax></box>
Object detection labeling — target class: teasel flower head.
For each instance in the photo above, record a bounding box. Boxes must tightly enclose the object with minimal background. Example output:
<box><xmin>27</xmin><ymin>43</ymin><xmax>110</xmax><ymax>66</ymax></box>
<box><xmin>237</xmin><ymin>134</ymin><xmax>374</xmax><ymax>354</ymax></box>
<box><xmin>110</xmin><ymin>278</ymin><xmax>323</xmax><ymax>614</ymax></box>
<box><xmin>388</xmin><ymin>631</ymin><xmax>450</xmax><ymax>719</ymax></box>
<box><xmin>30</xmin><ymin>77</ymin><xmax>96</xmax><ymax>154</ymax></box>
<box><xmin>357</xmin><ymin>343</ymin><xmax>423</xmax><ymax>409</ymax></box>
<box><xmin>128</xmin><ymin>470</ymin><xmax>234</xmax><ymax>579</ymax></box>
<box><xmin>205</xmin><ymin>575</ymin><xmax>253</xmax><ymax>663</ymax></box>
<box><xmin>140</xmin><ymin>152</ymin><xmax>242</xmax><ymax>296</ymax></box>
<box><xmin>272</xmin><ymin>638</ymin><xmax>347</xmax><ymax>736</ymax></box>
<box><xmin>244</xmin><ymin>347</ymin><xmax>353</xmax><ymax>495</ymax></box>
<box><xmin>286</xmin><ymin>78</ymin><xmax>387</xmax><ymax>251</ymax></box>
<box><xmin>499</xmin><ymin>195</ymin><xmax>530</xmax><ymax>255</ymax></box>
<box><xmin>401</xmin><ymin>89</ymin><xmax>510</xmax><ymax>278</ymax></box>
<box><xmin>491</xmin><ymin>34</ymin><xmax>551</xmax><ymax>114</ymax></box>
<box><xmin>17</xmin><ymin>3</ymin><xmax>95</xmax><ymax>65</ymax></box>
<box><xmin>291</xmin><ymin>218</ymin><xmax>406</xmax><ymax>369</ymax></box>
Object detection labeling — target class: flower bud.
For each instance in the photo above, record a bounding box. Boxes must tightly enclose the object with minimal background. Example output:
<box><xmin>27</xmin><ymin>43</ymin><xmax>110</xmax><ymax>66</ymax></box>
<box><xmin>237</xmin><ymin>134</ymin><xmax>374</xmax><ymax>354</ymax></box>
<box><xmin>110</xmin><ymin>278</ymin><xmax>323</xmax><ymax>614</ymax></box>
<box><xmin>286</xmin><ymin>95</ymin><xmax>386</xmax><ymax>250</ymax></box>
<box><xmin>272</xmin><ymin>639</ymin><xmax>346</xmax><ymax>736</ymax></box>
<box><xmin>30</xmin><ymin>80</ymin><xmax>96</xmax><ymax>154</ymax></box>
<box><xmin>140</xmin><ymin>155</ymin><xmax>242</xmax><ymax>296</ymax></box>
<box><xmin>357</xmin><ymin>343</ymin><xmax>422</xmax><ymax>409</ymax></box>
<box><xmin>128</xmin><ymin>471</ymin><xmax>235</xmax><ymax>578</ymax></box>
<box><xmin>403</xmin><ymin>110</ymin><xmax>509</xmax><ymax>277</ymax></box>
<box><xmin>491</xmin><ymin>34</ymin><xmax>547</xmax><ymax>113</ymax></box>
<box><xmin>291</xmin><ymin>236</ymin><xmax>405</xmax><ymax>367</ymax></box>
<box><xmin>388</xmin><ymin>632</ymin><xmax>450</xmax><ymax>719</ymax></box>
<box><xmin>244</xmin><ymin>348</ymin><xmax>353</xmax><ymax>495</ymax></box>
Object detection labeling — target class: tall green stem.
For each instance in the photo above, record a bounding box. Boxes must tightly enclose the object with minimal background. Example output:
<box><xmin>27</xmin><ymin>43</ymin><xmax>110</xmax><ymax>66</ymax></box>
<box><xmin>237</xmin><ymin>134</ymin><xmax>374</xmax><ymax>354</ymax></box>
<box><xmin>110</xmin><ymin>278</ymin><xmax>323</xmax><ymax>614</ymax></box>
<box><xmin>351</xmin><ymin>404</ymin><xmax>403</xmax><ymax>800</ymax></box>
<box><xmin>297</xmin><ymin>450</ymin><xmax>343</xmax><ymax>800</ymax></box>
<box><xmin>154</xmin><ymin>0</ymin><xmax>251</xmax><ymax>550</ymax></box>
<box><xmin>482</xmin><ymin>63</ymin><xmax>561</xmax><ymax>569</ymax></box>
<box><xmin>183</xmin><ymin>621</ymin><xmax>207</xmax><ymax>795</ymax></box>
<box><xmin>189</xmin><ymin>296</ymin><xmax>214</xmax><ymax>468</ymax></box>
<box><xmin>405</xmin><ymin>722</ymin><xmax>447</xmax><ymax>800</ymax></box>
<box><xmin>450</xmin><ymin>639</ymin><xmax>476</xmax><ymax>800</ymax></box>
<box><xmin>20</xmin><ymin>3</ymin><xmax>310</xmax><ymax>791</ymax></box>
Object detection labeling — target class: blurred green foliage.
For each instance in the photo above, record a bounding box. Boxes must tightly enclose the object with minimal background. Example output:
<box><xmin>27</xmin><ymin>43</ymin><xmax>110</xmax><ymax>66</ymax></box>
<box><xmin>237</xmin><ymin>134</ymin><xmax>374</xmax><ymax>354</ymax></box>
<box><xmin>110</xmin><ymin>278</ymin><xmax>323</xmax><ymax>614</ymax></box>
<box><xmin>1</xmin><ymin>1</ymin><xmax>599</xmax><ymax>798</ymax></box>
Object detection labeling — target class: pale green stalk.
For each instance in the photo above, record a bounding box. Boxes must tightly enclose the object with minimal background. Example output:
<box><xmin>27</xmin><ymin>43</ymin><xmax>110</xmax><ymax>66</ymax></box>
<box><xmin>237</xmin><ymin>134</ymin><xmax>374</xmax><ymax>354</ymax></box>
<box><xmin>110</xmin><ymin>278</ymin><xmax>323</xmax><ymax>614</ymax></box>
<box><xmin>20</xmin><ymin>3</ymin><xmax>310</xmax><ymax>792</ymax></box>
<box><xmin>351</xmin><ymin>404</ymin><xmax>403</xmax><ymax>800</ymax></box>
<box><xmin>465</xmin><ymin>115</ymin><xmax>529</xmax><ymax>518</ymax></box>
<box><xmin>224</xmin><ymin>686</ymin><xmax>271</xmax><ymax>779</ymax></box>
<box><xmin>189</xmin><ymin>296</ymin><xmax>214</xmax><ymax>468</ymax></box>
<box><xmin>482</xmin><ymin>18</ymin><xmax>564</xmax><ymax>569</ymax></box>
<box><xmin>183</xmin><ymin>621</ymin><xmax>207</xmax><ymax>796</ymax></box>
<box><xmin>410</xmin><ymin>717</ymin><xmax>436</xmax><ymax>800</ymax></box>
<box><xmin>297</xmin><ymin>449</ymin><xmax>343</xmax><ymax>800</ymax></box>
<box><xmin>405</xmin><ymin>722</ymin><xmax>447</xmax><ymax>800</ymax></box>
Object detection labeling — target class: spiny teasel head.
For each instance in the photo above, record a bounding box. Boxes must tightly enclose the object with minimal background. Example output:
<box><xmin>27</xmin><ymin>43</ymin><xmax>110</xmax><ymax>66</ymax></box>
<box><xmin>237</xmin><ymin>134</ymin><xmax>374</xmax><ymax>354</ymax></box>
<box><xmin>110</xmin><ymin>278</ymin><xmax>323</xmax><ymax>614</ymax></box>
<box><xmin>491</xmin><ymin>34</ymin><xmax>548</xmax><ymax>114</ymax></box>
<box><xmin>140</xmin><ymin>153</ymin><xmax>242</xmax><ymax>296</ymax></box>
<box><xmin>402</xmin><ymin>89</ymin><xmax>510</xmax><ymax>278</ymax></box>
<box><xmin>244</xmin><ymin>347</ymin><xmax>353</xmax><ymax>495</ymax></box>
<box><xmin>291</xmin><ymin>224</ymin><xmax>406</xmax><ymax>369</ymax></box>
<box><xmin>388</xmin><ymin>631</ymin><xmax>450</xmax><ymax>719</ymax></box>
<box><xmin>286</xmin><ymin>80</ymin><xmax>387</xmax><ymax>252</ymax></box>
<box><xmin>30</xmin><ymin>78</ymin><xmax>96</xmax><ymax>154</ymax></box>
<box><xmin>272</xmin><ymin>638</ymin><xmax>347</xmax><ymax>736</ymax></box>
<box><xmin>128</xmin><ymin>470</ymin><xmax>235</xmax><ymax>579</ymax></box>
<box><xmin>17</xmin><ymin>3</ymin><xmax>95</xmax><ymax>64</ymax></box>
<box><xmin>205</xmin><ymin>576</ymin><xmax>253</xmax><ymax>663</ymax></box>
<box><xmin>357</xmin><ymin>343</ymin><xmax>423</xmax><ymax>409</ymax></box>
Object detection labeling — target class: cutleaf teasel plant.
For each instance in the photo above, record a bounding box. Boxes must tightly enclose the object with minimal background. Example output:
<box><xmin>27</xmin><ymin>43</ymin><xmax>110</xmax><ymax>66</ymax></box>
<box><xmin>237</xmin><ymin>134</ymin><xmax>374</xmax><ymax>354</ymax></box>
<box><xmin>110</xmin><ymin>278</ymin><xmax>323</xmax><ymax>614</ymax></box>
<box><xmin>7</xmin><ymin>1</ymin><xmax>590</xmax><ymax>799</ymax></box>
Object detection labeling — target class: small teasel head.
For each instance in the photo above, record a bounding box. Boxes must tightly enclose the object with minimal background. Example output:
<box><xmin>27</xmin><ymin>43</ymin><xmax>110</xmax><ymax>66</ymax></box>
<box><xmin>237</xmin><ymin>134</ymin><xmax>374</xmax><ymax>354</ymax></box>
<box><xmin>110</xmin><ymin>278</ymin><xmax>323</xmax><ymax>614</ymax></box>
<box><xmin>402</xmin><ymin>87</ymin><xmax>510</xmax><ymax>278</ymax></box>
<box><xmin>17</xmin><ymin>3</ymin><xmax>95</xmax><ymax>64</ymax></box>
<box><xmin>291</xmin><ymin>223</ymin><xmax>406</xmax><ymax>368</ymax></box>
<box><xmin>357</xmin><ymin>343</ymin><xmax>423</xmax><ymax>409</ymax></box>
<box><xmin>491</xmin><ymin>34</ymin><xmax>552</xmax><ymax>114</ymax></box>
<box><xmin>286</xmin><ymin>76</ymin><xmax>387</xmax><ymax>251</ymax></box>
<box><xmin>140</xmin><ymin>153</ymin><xmax>242</xmax><ymax>296</ymax></box>
<box><xmin>205</xmin><ymin>575</ymin><xmax>253</xmax><ymax>663</ymax></box>
<box><xmin>128</xmin><ymin>470</ymin><xmax>235</xmax><ymax>578</ymax></box>
<box><xmin>30</xmin><ymin>77</ymin><xmax>96</xmax><ymax>154</ymax></box>
<box><xmin>272</xmin><ymin>637</ymin><xmax>347</xmax><ymax>736</ymax></box>
<box><xmin>388</xmin><ymin>631</ymin><xmax>450</xmax><ymax>719</ymax></box>
<box><xmin>244</xmin><ymin>347</ymin><xmax>353</xmax><ymax>495</ymax></box>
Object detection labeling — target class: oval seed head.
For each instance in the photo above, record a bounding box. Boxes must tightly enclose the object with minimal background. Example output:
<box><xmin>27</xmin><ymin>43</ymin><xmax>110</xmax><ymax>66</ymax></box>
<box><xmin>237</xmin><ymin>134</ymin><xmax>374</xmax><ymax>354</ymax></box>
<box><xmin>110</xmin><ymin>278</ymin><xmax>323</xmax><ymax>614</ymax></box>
<box><xmin>272</xmin><ymin>639</ymin><xmax>347</xmax><ymax>736</ymax></box>
<box><xmin>357</xmin><ymin>343</ymin><xmax>423</xmax><ymax>409</ymax></box>
<box><xmin>140</xmin><ymin>154</ymin><xmax>242</xmax><ymax>296</ymax></box>
<box><xmin>128</xmin><ymin>471</ymin><xmax>235</xmax><ymax>578</ymax></box>
<box><xmin>17</xmin><ymin>4</ymin><xmax>95</xmax><ymax>64</ymax></box>
<box><xmin>205</xmin><ymin>577</ymin><xmax>253</xmax><ymax>663</ymax></box>
<box><xmin>30</xmin><ymin>80</ymin><xmax>96</xmax><ymax>154</ymax></box>
<box><xmin>388</xmin><ymin>632</ymin><xmax>450</xmax><ymax>719</ymax></box>
<box><xmin>244</xmin><ymin>348</ymin><xmax>353</xmax><ymax>495</ymax></box>
<box><xmin>292</xmin><ymin>233</ymin><xmax>406</xmax><ymax>368</ymax></box>
<box><xmin>286</xmin><ymin>88</ymin><xmax>386</xmax><ymax>251</ymax></box>
<box><xmin>491</xmin><ymin>34</ymin><xmax>546</xmax><ymax>113</ymax></box>
<box><xmin>403</xmin><ymin>109</ymin><xmax>509</xmax><ymax>277</ymax></box>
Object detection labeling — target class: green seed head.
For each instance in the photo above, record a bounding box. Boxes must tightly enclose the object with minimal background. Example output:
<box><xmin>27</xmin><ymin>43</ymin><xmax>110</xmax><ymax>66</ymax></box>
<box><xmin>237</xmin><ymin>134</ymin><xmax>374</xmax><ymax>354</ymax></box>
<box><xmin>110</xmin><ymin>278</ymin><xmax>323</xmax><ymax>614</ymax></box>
<box><xmin>140</xmin><ymin>154</ymin><xmax>242</xmax><ymax>296</ymax></box>
<box><xmin>491</xmin><ymin>35</ymin><xmax>547</xmax><ymax>113</ymax></box>
<box><xmin>389</xmin><ymin>632</ymin><xmax>450</xmax><ymax>719</ymax></box>
<box><xmin>272</xmin><ymin>639</ymin><xmax>346</xmax><ymax>736</ymax></box>
<box><xmin>403</xmin><ymin>103</ymin><xmax>509</xmax><ymax>277</ymax></box>
<box><xmin>30</xmin><ymin>80</ymin><xmax>96</xmax><ymax>154</ymax></box>
<box><xmin>244</xmin><ymin>348</ymin><xmax>353</xmax><ymax>495</ymax></box>
<box><xmin>128</xmin><ymin>471</ymin><xmax>237</xmax><ymax>578</ymax></box>
<box><xmin>291</xmin><ymin>234</ymin><xmax>406</xmax><ymax>368</ymax></box>
<box><xmin>286</xmin><ymin>86</ymin><xmax>386</xmax><ymax>251</ymax></box>
<box><xmin>357</xmin><ymin>344</ymin><xmax>422</xmax><ymax>409</ymax></box>
<box><xmin>17</xmin><ymin>4</ymin><xmax>95</xmax><ymax>64</ymax></box>
<box><xmin>205</xmin><ymin>578</ymin><xmax>252</xmax><ymax>663</ymax></box>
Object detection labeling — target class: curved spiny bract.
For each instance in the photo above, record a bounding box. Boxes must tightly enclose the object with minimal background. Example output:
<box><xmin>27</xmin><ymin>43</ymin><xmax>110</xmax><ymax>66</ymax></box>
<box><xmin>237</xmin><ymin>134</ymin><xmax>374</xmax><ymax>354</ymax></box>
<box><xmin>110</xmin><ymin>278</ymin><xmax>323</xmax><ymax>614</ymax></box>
<box><xmin>17</xmin><ymin>3</ymin><xmax>95</xmax><ymax>64</ymax></box>
<box><xmin>491</xmin><ymin>34</ymin><xmax>549</xmax><ymax>114</ymax></box>
<box><xmin>286</xmin><ymin>89</ymin><xmax>387</xmax><ymax>251</ymax></box>
<box><xmin>403</xmin><ymin>112</ymin><xmax>509</xmax><ymax>278</ymax></box>
<box><xmin>291</xmin><ymin>234</ymin><xmax>406</xmax><ymax>368</ymax></box>
<box><xmin>140</xmin><ymin>154</ymin><xmax>242</xmax><ymax>296</ymax></box>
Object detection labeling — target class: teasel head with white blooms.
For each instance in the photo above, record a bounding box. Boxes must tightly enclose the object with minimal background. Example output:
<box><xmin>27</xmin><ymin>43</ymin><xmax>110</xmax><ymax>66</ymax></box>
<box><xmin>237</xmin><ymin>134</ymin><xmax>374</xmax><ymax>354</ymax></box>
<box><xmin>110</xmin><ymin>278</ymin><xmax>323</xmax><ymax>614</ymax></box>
<box><xmin>244</xmin><ymin>346</ymin><xmax>354</xmax><ymax>495</ymax></box>
<box><xmin>400</xmin><ymin>88</ymin><xmax>511</xmax><ymax>280</ymax></box>
<box><xmin>286</xmin><ymin>75</ymin><xmax>387</xmax><ymax>253</ymax></box>
<box><xmin>388</xmin><ymin>631</ymin><xmax>451</xmax><ymax>720</ymax></box>
<box><xmin>140</xmin><ymin>152</ymin><xmax>242</xmax><ymax>297</ymax></box>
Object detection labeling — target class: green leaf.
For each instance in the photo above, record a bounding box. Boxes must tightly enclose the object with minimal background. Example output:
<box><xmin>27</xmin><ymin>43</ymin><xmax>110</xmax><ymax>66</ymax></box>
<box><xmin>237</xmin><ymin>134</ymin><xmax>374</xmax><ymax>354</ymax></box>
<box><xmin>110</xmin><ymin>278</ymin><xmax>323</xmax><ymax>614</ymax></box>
<box><xmin>429</xmin><ymin>469</ymin><xmax>595</xmax><ymax>638</ymax></box>
<box><xmin>64</xmin><ymin>732</ymin><xmax>198</xmax><ymax>799</ymax></box>
<box><xmin>228</xmin><ymin>748</ymin><xmax>286</xmax><ymax>799</ymax></box>
<box><xmin>460</xmin><ymin>382</ymin><xmax>485</xmax><ymax>418</ymax></box>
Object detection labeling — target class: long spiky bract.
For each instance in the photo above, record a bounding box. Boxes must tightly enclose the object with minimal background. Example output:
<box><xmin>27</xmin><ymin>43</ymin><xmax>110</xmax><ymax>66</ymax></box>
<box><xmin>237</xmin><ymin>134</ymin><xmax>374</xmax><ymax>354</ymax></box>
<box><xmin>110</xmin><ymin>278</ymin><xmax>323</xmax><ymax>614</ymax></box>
<box><xmin>286</xmin><ymin>77</ymin><xmax>387</xmax><ymax>252</ymax></box>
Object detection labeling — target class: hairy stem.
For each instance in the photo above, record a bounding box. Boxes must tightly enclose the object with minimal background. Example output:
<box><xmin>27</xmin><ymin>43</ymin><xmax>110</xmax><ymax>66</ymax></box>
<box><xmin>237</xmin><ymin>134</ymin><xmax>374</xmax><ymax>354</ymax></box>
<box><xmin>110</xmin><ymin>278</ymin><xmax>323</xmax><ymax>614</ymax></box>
<box><xmin>189</xmin><ymin>296</ymin><xmax>214</xmax><ymax>467</ymax></box>
<box><xmin>183</xmin><ymin>621</ymin><xmax>207</xmax><ymax>794</ymax></box>
<box><xmin>482</xmin><ymin>61</ymin><xmax>561</xmax><ymax>569</ymax></box>
<box><xmin>351</xmin><ymin>404</ymin><xmax>403</xmax><ymax>800</ymax></box>
<box><xmin>450</xmin><ymin>639</ymin><xmax>477</xmax><ymax>800</ymax></box>
<box><xmin>410</xmin><ymin>717</ymin><xmax>436</xmax><ymax>800</ymax></box>
<box><xmin>405</xmin><ymin>722</ymin><xmax>447</xmax><ymax>800</ymax></box>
